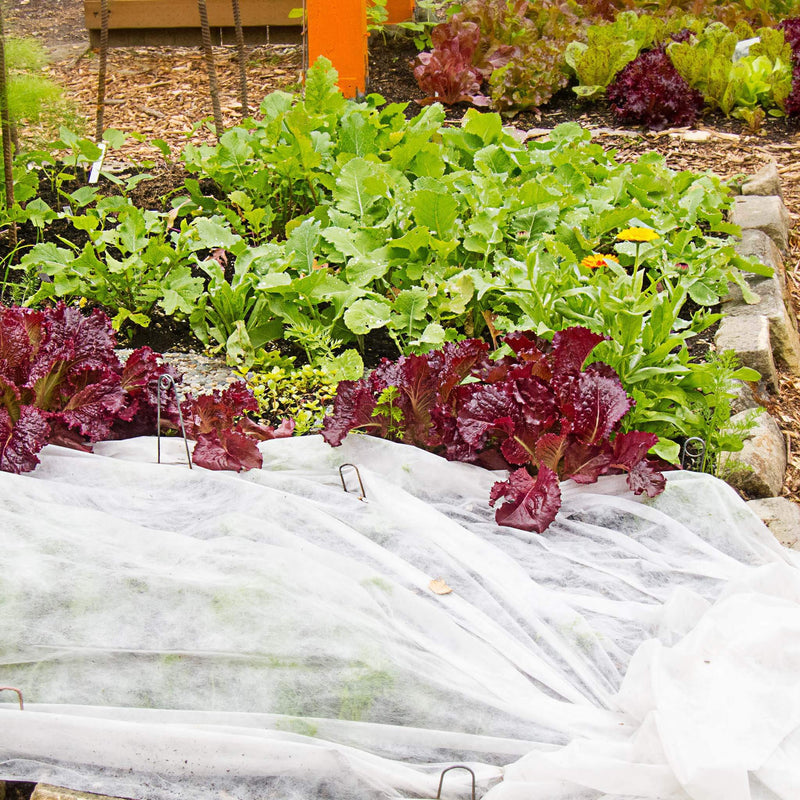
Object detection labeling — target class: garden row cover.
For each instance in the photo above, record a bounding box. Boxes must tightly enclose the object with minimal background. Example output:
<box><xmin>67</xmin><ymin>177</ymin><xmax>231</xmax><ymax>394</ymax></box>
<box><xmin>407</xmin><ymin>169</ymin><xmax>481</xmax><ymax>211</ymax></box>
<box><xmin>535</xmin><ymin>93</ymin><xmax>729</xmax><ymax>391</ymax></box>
<box><xmin>0</xmin><ymin>435</ymin><xmax>799</xmax><ymax>800</ymax></box>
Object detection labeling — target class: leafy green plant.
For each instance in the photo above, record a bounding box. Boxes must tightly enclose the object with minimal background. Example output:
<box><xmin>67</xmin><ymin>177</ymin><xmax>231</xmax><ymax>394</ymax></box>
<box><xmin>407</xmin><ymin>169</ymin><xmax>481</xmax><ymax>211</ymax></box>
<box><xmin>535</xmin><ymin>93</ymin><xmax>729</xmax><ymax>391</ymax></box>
<box><xmin>667</xmin><ymin>20</ymin><xmax>756</xmax><ymax>114</ymax></box>
<box><xmin>247</xmin><ymin>356</ymin><xmax>339</xmax><ymax>434</ymax></box>
<box><xmin>564</xmin><ymin>14</ymin><xmax>644</xmax><ymax>98</ymax></box>
<box><xmin>21</xmin><ymin>197</ymin><xmax>205</xmax><ymax>333</ymax></box>
<box><xmin>396</xmin><ymin>0</ymin><xmax>445</xmax><ymax>49</ymax></box>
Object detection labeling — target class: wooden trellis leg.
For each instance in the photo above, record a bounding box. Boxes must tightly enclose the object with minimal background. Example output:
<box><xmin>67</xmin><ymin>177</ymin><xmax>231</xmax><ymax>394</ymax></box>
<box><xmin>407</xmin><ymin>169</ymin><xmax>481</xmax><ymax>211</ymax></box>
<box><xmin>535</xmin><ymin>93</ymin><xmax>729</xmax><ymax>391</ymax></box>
<box><xmin>307</xmin><ymin>0</ymin><xmax>368</xmax><ymax>98</ymax></box>
<box><xmin>230</xmin><ymin>0</ymin><xmax>248</xmax><ymax>117</ymax></box>
<box><xmin>197</xmin><ymin>0</ymin><xmax>224</xmax><ymax>138</ymax></box>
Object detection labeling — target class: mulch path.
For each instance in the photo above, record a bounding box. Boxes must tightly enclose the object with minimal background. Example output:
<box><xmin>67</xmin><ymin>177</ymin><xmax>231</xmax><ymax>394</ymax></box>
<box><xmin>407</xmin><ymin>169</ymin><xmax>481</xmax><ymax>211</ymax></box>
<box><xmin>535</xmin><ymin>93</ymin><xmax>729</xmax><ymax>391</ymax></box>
<box><xmin>6</xmin><ymin>0</ymin><xmax>800</xmax><ymax>501</ymax></box>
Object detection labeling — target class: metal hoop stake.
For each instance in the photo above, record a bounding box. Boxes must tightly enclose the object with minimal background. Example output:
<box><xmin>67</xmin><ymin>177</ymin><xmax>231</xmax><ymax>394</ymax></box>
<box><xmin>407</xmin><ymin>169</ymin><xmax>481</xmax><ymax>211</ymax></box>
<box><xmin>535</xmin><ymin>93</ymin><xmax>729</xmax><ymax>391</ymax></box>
<box><xmin>339</xmin><ymin>463</ymin><xmax>366</xmax><ymax>501</ymax></box>
<box><xmin>0</xmin><ymin>687</ymin><xmax>23</xmax><ymax>710</ymax></box>
<box><xmin>681</xmin><ymin>436</ymin><xmax>708</xmax><ymax>472</ymax></box>
<box><xmin>155</xmin><ymin>374</ymin><xmax>193</xmax><ymax>469</ymax></box>
<box><xmin>436</xmin><ymin>765</ymin><xmax>476</xmax><ymax>800</ymax></box>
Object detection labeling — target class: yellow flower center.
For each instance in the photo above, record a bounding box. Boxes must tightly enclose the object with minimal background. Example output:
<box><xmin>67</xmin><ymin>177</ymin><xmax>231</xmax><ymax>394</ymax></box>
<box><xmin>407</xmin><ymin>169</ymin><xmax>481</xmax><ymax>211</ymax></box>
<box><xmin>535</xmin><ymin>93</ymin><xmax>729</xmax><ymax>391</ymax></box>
<box><xmin>581</xmin><ymin>254</ymin><xmax>619</xmax><ymax>269</ymax></box>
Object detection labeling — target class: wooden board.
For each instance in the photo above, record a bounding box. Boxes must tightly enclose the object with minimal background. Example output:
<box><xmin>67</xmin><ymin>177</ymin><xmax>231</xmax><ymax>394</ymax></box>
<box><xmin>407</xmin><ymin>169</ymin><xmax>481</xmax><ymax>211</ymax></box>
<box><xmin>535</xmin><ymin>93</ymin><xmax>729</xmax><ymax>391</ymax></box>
<box><xmin>84</xmin><ymin>0</ymin><xmax>301</xmax><ymax>30</ymax></box>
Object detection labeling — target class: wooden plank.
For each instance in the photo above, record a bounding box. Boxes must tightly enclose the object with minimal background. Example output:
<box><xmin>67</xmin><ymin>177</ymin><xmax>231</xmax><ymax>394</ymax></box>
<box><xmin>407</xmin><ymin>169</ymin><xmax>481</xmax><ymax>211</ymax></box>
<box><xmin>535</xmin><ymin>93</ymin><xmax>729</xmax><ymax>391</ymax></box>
<box><xmin>88</xmin><ymin>25</ymin><xmax>303</xmax><ymax>47</ymax></box>
<box><xmin>84</xmin><ymin>0</ymin><xmax>301</xmax><ymax>30</ymax></box>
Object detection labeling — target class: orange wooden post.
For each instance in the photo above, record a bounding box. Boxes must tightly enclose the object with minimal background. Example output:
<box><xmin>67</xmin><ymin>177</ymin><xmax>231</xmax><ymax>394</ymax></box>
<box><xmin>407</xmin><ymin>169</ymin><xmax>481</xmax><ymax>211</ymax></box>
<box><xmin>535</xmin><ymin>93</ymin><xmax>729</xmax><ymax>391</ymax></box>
<box><xmin>385</xmin><ymin>0</ymin><xmax>414</xmax><ymax>23</ymax></box>
<box><xmin>307</xmin><ymin>0</ymin><xmax>368</xmax><ymax>98</ymax></box>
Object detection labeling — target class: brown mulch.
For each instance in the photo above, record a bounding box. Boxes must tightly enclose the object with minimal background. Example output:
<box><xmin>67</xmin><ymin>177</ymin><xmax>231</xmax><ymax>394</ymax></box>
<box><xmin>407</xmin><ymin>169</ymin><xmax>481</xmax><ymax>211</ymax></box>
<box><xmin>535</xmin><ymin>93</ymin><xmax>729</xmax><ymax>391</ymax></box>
<box><xmin>5</xmin><ymin>0</ymin><xmax>800</xmax><ymax>502</ymax></box>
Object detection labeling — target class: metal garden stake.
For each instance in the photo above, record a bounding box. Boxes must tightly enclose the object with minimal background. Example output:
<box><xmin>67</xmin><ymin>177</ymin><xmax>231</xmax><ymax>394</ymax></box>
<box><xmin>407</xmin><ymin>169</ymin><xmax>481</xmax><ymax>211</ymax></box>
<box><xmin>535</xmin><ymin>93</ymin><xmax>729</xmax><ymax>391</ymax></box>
<box><xmin>155</xmin><ymin>374</ymin><xmax>193</xmax><ymax>468</ymax></box>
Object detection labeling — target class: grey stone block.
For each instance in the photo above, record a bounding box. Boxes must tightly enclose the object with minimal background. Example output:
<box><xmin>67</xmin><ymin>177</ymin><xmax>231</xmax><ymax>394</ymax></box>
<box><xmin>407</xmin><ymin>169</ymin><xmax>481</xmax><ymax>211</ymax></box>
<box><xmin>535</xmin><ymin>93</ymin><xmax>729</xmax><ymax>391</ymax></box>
<box><xmin>728</xmin><ymin>379</ymin><xmax>759</xmax><ymax>415</ymax></box>
<box><xmin>741</xmin><ymin>161</ymin><xmax>783</xmax><ymax>199</ymax></box>
<box><xmin>734</xmin><ymin>229</ymin><xmax>785</xmax><ymax>293</ymax></box>
<box><xmin>731</xmin><ymin>195</ymin><xmax>791</xmax><ymax>253</ymax></box>
<box><xmin>747</xmin><ymin>496</ymin><xmax>800</xmax><ymax>550</ymax></box>
<box><xmin>719</xmin><ymin>409</ymin><xmax>787</xmax><ymax>498</ymax></box>
<box><xmin>715</xmin><ymin>314</ymin><xmax>779</xmax><ymax>391</ymax></box>
<box><xmin>721</xmin><ymin>272</ymin><xmax>800</xmax><ymax>374</ymax></box>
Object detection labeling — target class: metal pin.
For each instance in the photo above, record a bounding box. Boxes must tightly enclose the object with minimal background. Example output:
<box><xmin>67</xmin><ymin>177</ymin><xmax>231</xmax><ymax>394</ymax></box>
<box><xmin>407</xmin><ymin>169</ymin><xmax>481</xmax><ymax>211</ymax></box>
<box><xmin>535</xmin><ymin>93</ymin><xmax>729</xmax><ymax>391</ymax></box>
<box><xmin>155</xmin><ymin>374</ymin><xmax>192</xmax><ymax>469</ymax></box>
<box><xmin>681</xmin><ymin>437</ymin><xmax>707</xmax><ymax>472</ymax></box>
<box><xmin>339</xmin><ymin>463</ymin><xmax>366</xmax><ymax>501</ymax></box>
<box><xmin>436</xmin><ymin>765</ymin><xmax>476</xmax><ymax>800</ymax></box>
<box><xmin>0</xmin><ymin>687</ymin><xmax>23</xmax><ymax>710</ymax></box>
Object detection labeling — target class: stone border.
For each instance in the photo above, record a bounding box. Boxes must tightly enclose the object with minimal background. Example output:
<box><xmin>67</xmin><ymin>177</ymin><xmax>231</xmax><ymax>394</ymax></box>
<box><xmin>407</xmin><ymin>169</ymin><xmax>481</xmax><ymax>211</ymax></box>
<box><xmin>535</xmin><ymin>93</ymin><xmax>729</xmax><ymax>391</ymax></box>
<box><xmin>712</xmin><ymin>162</ymin><xmax>799</xmax><ymax>542</ymax></box>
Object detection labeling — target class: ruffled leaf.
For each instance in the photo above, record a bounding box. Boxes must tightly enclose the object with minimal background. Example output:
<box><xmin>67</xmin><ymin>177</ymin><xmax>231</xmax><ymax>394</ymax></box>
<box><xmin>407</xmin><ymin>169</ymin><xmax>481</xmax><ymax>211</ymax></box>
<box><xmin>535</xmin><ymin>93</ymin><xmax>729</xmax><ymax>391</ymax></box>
<box><xmin>321</xmin><ymin>379</ymin><xmax>381</xmax><ymax>447</ymax></box>
<box><xmin>560</xmin><ymin>367</ymin><xmax>632</xmax><ymax>445</ymax></box>
<box><xmin>192</xmin><ymin>429</ymin><xmax>263</xmax><ymax>472</ymax></box>
<box><xmin>490</xmin><ymin>466</ymin><xmax>562</xmax><ymax>533</ymax></box>
<box><xmin>0</xmin><ymin>404</ymin><xmax>50</xmax><ymax>474</ymax></box>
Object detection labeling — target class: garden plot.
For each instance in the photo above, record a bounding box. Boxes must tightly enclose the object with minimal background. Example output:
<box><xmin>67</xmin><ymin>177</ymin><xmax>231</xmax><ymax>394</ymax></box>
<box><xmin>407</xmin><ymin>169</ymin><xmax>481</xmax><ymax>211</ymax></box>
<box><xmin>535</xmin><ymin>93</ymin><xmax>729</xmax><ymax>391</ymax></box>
<box><xmin>1</xmin><ymin>434</ymin><xmax>799</xmax><ymax>800</ymax></box>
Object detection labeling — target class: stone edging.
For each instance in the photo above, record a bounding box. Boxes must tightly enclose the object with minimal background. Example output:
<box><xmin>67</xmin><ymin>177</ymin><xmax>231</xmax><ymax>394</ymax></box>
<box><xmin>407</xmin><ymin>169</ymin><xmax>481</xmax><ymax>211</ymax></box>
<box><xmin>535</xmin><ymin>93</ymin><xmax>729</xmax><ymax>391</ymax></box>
<box><xmin>713</xmin><ymin>162</ymin><xmax>800</xmax><ymax>540</ymax></box>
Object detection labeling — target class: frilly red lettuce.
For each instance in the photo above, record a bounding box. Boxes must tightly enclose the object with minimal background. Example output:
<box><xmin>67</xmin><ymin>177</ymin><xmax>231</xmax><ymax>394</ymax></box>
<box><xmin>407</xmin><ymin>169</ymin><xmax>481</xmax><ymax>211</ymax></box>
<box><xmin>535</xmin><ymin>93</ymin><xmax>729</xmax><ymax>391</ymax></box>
<box><xmin>413</xmin><ymin>20</ymin><xmax>491</xmax><ymax>107</ymax></box>
<box><xmin>0</xmin><ymin>304</ymin><xmax>293</xmax><ymax>475</ymax></box>
<box><xmin>322</xmin><ymin>327</ymin><xmax>666</xmax><ymax>533</ymax></box>
<box><xmin>607</xmin><ymin>47</ymin><xmax>704</xmax><ymax>131</ymax></box>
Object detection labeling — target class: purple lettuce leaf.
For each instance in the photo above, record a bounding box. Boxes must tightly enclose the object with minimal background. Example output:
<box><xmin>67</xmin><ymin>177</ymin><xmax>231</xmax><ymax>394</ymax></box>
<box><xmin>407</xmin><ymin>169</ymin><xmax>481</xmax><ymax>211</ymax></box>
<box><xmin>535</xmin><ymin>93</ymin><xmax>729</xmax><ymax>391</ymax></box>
<box><xmin>116</xmin><ymin>347</ymin><xmax>181</xmax><ymax>423</ymax></box>
<box><xmin>27</xmin><ymin>304</ymin><xmax>121</xmax><ymax>406</ymax></box>
<box><xmin>0</xmin><ymin>306</ymin><xmax>44</xmax><ymax>387</ymax></box>
<box><xmin>607</xmin><ymin>47</ymin><xmax>704</xmax><ymax>131</ymax></box>
<box><xmin>549</xmin><ymin>327</ymin><xmax>606</xmax><ymax>386</ymax></box>
<box><xmin>625</xmin><ymin>458</ymin><xmax>667</xmax><ymax>497</ymax></box>
<box><xmin>559</xmin><ymin>366</ymin><xmax>633</xmax><ymax>445</ymax></box>
<box><xmin>52</xmin><ymin>368</ymin><xmax>127</xmax><ymax>441</ymax></box>
<box><xmin>413</xmin><ymin>20</ymin><xmax>490</xmax><ymax>106</ymax></box>
<box><xmin>321</xmin><ymin>379</ymin><xmax>382</xmax><ymax>447</ymax></box>
<box><xmin>191</xmin><ymin>429</ymin><xmax>263</xmax><ymax>472</ymax></box>
<box><xmin>489</xmin><ymin>465</ymin><xmax>562</xmax><ymax>533</ymax></box>
<box><xmin>238</xmin><ymin>416</ymin><xmax>296</xmax><ymax>441</ymax></box>
<box><xmin>181</xmin><ymin>381</ymin><xmax>259</xmax><ymax>439</ymax></box>
<box><xmin>560</xmin><ymin>438</ymin><xmax>613</xmax><ymax>484</ymax></box>
<box><xmin>0</xmin><ymin>403</ymin><xmax>50</xmax><ymax>474</ymax></box>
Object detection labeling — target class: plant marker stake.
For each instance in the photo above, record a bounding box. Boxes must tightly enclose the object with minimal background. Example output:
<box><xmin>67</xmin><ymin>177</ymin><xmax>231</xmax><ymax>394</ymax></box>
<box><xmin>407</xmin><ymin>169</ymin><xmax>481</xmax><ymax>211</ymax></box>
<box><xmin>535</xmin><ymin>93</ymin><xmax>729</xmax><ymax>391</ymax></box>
<box><xmin>681</xmin><ymin>437</ymin><xmax>707</xmax><ymax>473</ymax></box>
<box><xmin>0</xmin><ymin>3</ymin><xmax>16</xmax><ymax>248</ymax></box>
<box><xmin>88</xmin><ymin>141</ymin><xmax>108</xmax><ymax>184</ymax></box>
<box><xmin>230</xmin><ymin>0</ymin><xmax>248</xmax><ymax>117</ymax></box>
<box><xmin>339</xmin><ymin>463</ymin><xmax>366</xmax><ymax>501</ymax></box>
<box><xmin>95</xmin><ymin>0</ymin><xmax>110</xmax><ymax>142</ymax></box>
<box><xmin>436</xmin><ymin>765</ymin><xmax>476</xmax><ymax>800</ymax></box>
<box><xmin>197</xmin><ymin>0</ymin><xmax>224</xmax><ymax>139</ymax></box>
<box><xmin>0</xmin><ymin>687</ymin><xmax>23</xmax><ymax>710</ymax></box>
<box><xmin>155</xmin><ymin>374</ymin><xmax>193</xmax><ymax>469</ymax></box>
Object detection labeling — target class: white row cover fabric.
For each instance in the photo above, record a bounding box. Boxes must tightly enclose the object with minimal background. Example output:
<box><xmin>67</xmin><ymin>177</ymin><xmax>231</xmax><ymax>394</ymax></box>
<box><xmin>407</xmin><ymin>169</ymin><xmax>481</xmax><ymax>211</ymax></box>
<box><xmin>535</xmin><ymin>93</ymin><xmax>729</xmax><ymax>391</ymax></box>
<box><xmin>0</xmin><ymin>434</ymin><xmax>798</xmax><ymax>800</ymax></box>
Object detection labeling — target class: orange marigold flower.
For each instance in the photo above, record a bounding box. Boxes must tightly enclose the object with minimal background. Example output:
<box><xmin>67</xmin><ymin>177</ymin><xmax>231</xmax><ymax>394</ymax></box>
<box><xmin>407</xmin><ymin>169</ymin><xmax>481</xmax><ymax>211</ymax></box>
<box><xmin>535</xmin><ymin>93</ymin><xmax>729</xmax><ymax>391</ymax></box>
<box><xmin>581</xmin><ymin>253</ymin><xmax>619</xmax><ymax>269</ymax></box>
<box><xmin>617</xmin><ymin>227</ymin><xmax>660</xmax><ymax>242</ymax></box>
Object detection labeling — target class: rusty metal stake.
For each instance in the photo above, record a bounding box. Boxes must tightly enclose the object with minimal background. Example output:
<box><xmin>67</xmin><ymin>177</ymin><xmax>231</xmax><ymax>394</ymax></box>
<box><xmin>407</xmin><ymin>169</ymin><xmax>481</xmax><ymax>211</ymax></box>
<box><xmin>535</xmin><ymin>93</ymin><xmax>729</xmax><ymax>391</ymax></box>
<box><xmin>0</xmin><ymin>687</ymin><xmax>24</xmax><ymax>710</ymax></box>
<box><xmin>680</xmin><ymin>437</ymin><xmax>708</xmax><ymax>473</ymax></box>
<box><xmin>95</xmin><ymin>0</ymin><xmax>110</xmax><ymax>142</ymax></box>
<box><xmin>230</xmin><ymin>0</ymin><xmax>248</xmax><ymax>117</ymax></box>
<box><xmin>436</xmin><ymin>765</ymin><xmax>476</xmax><ymax>800</ymax></box>
<box><xmin>155</xmin><ymin>374</ymin><xmax>193</xmax><ymax>469</ymax></box>
<box><xmin>197</xmin><ymin>0</ymin><xmax>224</xmax><ymax>138</ymax></box>
<box><xmin>339</xmin><ymin>463</ymin><xmax>366</xmax><ymax>501</ymax></box>
<box><xmin>0</xmin><ymin>3</ymin><xmax>16</xmax><ymax>247</ymax></box>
